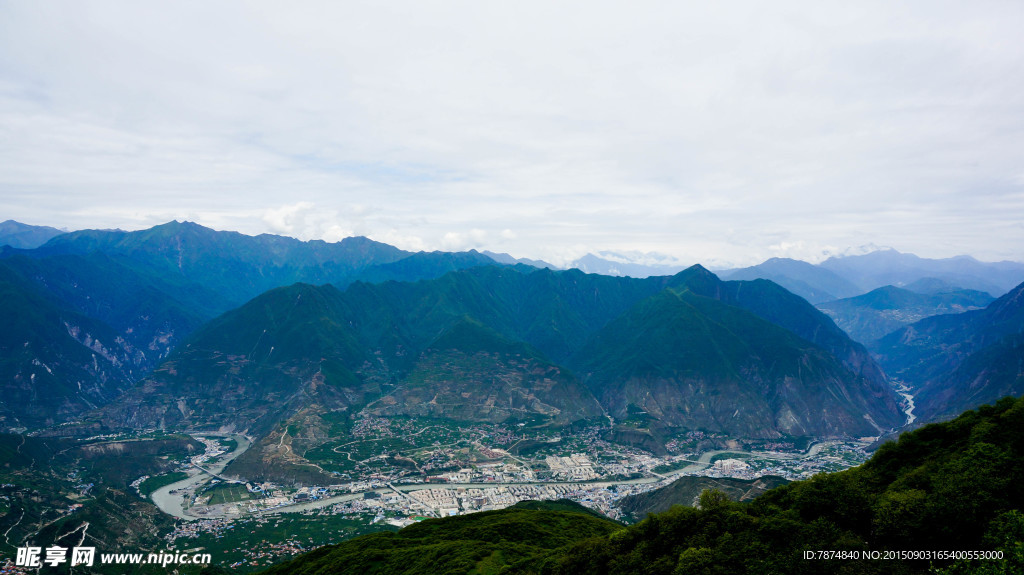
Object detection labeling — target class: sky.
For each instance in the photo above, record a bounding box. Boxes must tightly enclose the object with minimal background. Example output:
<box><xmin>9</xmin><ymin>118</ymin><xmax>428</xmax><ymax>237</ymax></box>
<box><xmin>1</xmin><ymin>1</ymin><xmax>1023</xmax><ymax>268</ymax></box>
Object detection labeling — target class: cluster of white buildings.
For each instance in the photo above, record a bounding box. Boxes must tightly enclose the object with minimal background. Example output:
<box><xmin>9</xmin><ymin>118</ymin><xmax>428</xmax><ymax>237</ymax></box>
<box><xmin>543</xmin><ymin>454</ymin><xmax>599</xmax><ymax>480</ymax></box>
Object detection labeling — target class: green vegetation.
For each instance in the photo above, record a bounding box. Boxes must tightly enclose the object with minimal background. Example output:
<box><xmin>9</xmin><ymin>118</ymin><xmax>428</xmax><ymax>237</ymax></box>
<box><xmin>139</xmin><ymin>471</ymin><xmax>189</xmax><ymax>497</ymax></box>
<box><xmin>515</xmin><ymin>396</ymin><xmax>1024</xmax><ymax>574</ymax></box>
<box><xmin>651</xmin><ymin>460</ymin><xmax>690</xmax><ymax>474</ymax></box>
<box><xmin>260</xmin><ymin>500</ymin><xmax>622</xmax><ymax>575</ymax></box>
<box><xmin>172</xmin><ymin>512</ymin><xmax>398</xmax><ymax>573</ymax></box>
<box><xmin>576</xmin><ymin>282</ymin><xmax>901</xmax><ymax>437</ymax></box>
<box><xmin>618</xmin><ymin>475</ymin><xmax>789</xmax><ymax>519</ymax></box>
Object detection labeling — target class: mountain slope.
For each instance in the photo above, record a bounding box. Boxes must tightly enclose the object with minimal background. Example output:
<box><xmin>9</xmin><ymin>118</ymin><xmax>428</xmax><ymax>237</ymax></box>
<box><xmin>363</xmin><ymin>318</ymin><xmax>604</xmax><ymax>424</ymax></box>
<box><xmin>0</xmin><ymin>220</ymin><xmax>66</xmax><ymax>249</ymax></box>
<box><xmin>29</xmin><ymin>220</ymin><xmax>412</xmax><ymax>307</ymax></box>
<box><xmin>261</xmin><ymin>500</ymin><xmax>623</xmax><ymax>575</ymax></box>
<box><xmin>720</xmin><ymin>257</ymin><xmax>862</xmax><ymax>303</ymax></box>
<box><xmin>617</xmin><ymin>475</ymin><xmax>789</xmax><ymax>518</ymax></box>
<box><xmin>0</xmin><ymin>252</ymin><xmax>228</xmax><ymax>370</ymax></box>
<box><xmin>98</xmin><ymin>282</ymin><xmax>370</xmax><ymax>434</ymax></box>
<box><xmin>92</xmin><ymin>265</ymin><xmax>899</xmax><ymax>447</ymax></box>
<box><xmin>0</xmin><ymin>262</ymin><xmax>136</xmax><ymax>430</ymax></box>
<box><xmin>821</xmin><ymin>249</ymin><xmax>1024</xmax><ymax>296</ymax></box>
<box><xmin>873</xmin><ymin>281</ymin><xmax>1024</xmax><ymax>420</ymax></box>
<box><xmin>818</xmin><ymin>285</ymin><xmax>994</xmax><ymax>345</ymax></box>
<box><xmin>576</xmin><ymin>286</ymin><xmax>901</xmax><ymax>438</ymax></box>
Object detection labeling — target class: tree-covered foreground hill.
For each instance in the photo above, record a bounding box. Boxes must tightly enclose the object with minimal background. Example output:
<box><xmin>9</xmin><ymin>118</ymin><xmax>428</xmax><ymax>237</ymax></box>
<box><xmin>262</xmin><ymin>397</ymin><xmax>1024</xmax><ymax>575</ymax></box>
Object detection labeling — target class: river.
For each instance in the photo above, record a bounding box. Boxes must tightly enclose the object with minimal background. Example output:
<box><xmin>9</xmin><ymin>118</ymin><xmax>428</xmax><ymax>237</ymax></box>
<box><xmin>150</xmin><ymin>433</ymin><xmax>251</xmax><ymax>520</ymax></box>
<box><xmin>893</xmin><ymin>381</ymin><xmax>917</xmax><ymax>425</ymax></box>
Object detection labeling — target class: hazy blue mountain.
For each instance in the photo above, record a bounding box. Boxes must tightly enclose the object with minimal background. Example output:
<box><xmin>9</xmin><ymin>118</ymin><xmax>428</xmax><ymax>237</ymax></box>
<box><xmin>718</xmin><ymin>257</ymin><xmax>861</xmax><ymax>303</ymax></box>
<box><xmin>0</xmin><ymin>252</ymin><xmax>228</xmax><ymax>370</ymax></box>
<box><xmin>28</xmin><ymin>220</ymin><xmax>412</xmax><ymax>307</ymax></box>
<box><xmin>872</xmin><ymin>280</ymin><xmax>1024</xmax><ymax>420</ymax></box>
<box><xmin>0</xmin><ymin>262</ymin><xmax>137</xmax><ymax>430</ymax></box>
<box><xmin>902</xmin><ymin>276</ymin><xmax>972</xmax><ymax>295</ymax></box>
<box><xmin>818</xmin><ymin>285</ymin><xmax>995</xmax><ymax>345</ymax></box>
<box><xmin>23</xmin><ymin>221</ymin><xmax>521</xmax><ymax>310</ymax></box>
<box><xmin>482</xmin><ymin>250</ymin><xmax>557</xmax><ymax>269</ymax></box>
<box><xmin>570</xmin><ymin>252</ymin><xmax>688</xmax><ymax>278</ymax></box>
<box><xmin>0</xmin><ymin>220</ymin><xmax>66</xmax><ymax>249</ymax></box>
<box><xmin>346</xmin><ymin>249</ymin><xmax>506</xmax><ymax>286</ymax></box>
<box><xmin>820</xmin><ymin>249</ymin><xmax>1024</xmax><ymax>296</ymax></box>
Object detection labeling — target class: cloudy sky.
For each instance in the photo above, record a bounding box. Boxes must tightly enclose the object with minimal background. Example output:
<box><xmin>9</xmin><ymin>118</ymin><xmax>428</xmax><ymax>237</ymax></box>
<box><xmin>1</xmin><ymin>1</ymin><xmax>1023</xmax><ymax>267</ymax></box>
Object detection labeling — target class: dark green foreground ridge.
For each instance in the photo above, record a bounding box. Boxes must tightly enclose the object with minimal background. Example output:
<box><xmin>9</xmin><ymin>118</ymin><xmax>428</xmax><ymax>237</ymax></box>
<box><xmin>262</xmin><ymin>397</ymin><xmax>1024</xmax><ymax>575</ymax></box>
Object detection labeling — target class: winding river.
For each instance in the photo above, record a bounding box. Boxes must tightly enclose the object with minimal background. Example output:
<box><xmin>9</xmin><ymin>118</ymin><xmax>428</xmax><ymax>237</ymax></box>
<box><xmin>150</xmin><ymin>433</ymin><xmax>251</xmax><ymax>520</ymax></box>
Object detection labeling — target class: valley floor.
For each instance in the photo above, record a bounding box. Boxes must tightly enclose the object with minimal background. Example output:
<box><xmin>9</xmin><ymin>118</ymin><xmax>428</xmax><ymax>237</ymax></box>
<box><xmin>138</xmin><ymin>418</ymin><xmax>873</xmax><ymax>571</ymax></box>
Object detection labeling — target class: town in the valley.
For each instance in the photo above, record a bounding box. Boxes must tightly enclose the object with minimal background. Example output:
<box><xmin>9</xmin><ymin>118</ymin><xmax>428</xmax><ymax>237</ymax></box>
<box><xmin>136</xmin><ymin>416</ymin><xmax>875</xmax><ymax>569</ymax></box>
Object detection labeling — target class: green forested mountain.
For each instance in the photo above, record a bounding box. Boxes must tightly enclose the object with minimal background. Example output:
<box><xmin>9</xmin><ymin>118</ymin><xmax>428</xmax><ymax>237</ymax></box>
<box><xmin>873</xmin><ymin>281</ymin><xmax>1024</xmax><ymax>420</ymax></box>
<box><xmin>362</xmin><ymin>318</ymin><xmax>605</xmax><ymax>424</ymax></box>
<box><xmin>264</xmin><ymin>396</ymin><xmax>1024</xmax><ymax>575</ymax></box>
<box><xmin>95</xmin><ymin>265</ymin><xmax>901</xmax><ymax>446</ymax></box>
<box><xmin>260</xmin><ymin>500</ymin><xmax>623</xmax><ymax>575</ymax></box>
<box><xmin>616</xmin><ymin>475</ymin><xmax>789</xmax><ymax>518</ymax></box>
<box><xmin>818</xmin><ymin>285</ymin><xmax>994</xmax><ymax>345</ymax></box>
<box><xmin>0</xmin><ymin>221</ymin><xmax>522</xmax><ymax>430</ymax></box>
<box><xmin>575</xmin><ymin>286</ymin><xmax>898</xmax><ymax>437</ymax></box>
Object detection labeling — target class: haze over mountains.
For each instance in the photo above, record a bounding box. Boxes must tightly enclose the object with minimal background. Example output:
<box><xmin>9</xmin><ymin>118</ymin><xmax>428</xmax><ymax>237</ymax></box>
<box><xmin>1</xmin><ymin>219</ymin><xmax>1022</xmax><ymax>443</ymax></box>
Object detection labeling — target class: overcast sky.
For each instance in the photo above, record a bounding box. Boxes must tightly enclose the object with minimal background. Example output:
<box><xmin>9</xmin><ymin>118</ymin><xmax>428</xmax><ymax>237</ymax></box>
<box><xmin>2</xmin><ymin>1</ymin><xmax>1023</xmax><ymax>267</ymax></box>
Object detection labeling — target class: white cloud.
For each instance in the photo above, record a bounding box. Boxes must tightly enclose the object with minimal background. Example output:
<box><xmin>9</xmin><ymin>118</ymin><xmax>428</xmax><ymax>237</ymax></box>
<box><xmin>1</xmin><ymin>1</ymin><xmax>1023</xmax><ymax>266</ymax></box>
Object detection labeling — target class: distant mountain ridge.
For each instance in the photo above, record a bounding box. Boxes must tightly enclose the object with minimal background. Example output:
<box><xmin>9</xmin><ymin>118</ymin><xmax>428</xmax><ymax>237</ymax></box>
<box><xmin>719</xmin><ymin>257</ymin><xmax>861</xmax><ymax>304</ymax></box>
<box><xmin>0</xmin><ymin>220</ymin><xmax>66</xmax><ymax>249</ymax></box>
<box><xmin>570</xmin><ymin>252</ymin><xmax>688</xmax><ymax>278</ymax></box>
<box><xmin>872</xmin><ymin>280</ymin><xmax>1024</xmax><ymax>420</ymax></box>
<box><xmin>719</xmin><ymin>250</ymin><xmax>1024</xmax><ymax>302</ymax></box>
<box><xmin>820</xmin><ymin>249</ymin><xmax>1024</xmax><ymax>297</ymax></box>
<box><xmin>818</xmin><ymin>285</ymin><xmax>994</xmax><ymax>345</ymax></box>
<box><xmin>5</xmin><ymin>218</ymin><xmax>1020</xmax><ymax>438</ymax></box>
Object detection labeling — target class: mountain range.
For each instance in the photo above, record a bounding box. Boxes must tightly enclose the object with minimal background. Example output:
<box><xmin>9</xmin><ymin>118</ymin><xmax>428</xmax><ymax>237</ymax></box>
<box><xmin>872</xmin><ymin>280</ymin><xmax>1024</xmax><ymax>421</ymax></box>
<box><xmin>720</xmin><ymin>251</ymin><xmax>1024</xmax><ymax>302</ymax></box>
<box><xmin>88</xmin><ymin>264</ymin><xmax>902</xmax><ymax>447</ymax></box>
<box><xmin>2</xmin><ymin>219</ymin><xmax>1022</xmax><ymax>447</ymax></box>
<box><xmin>817</xmin><ymin>285</ymin><xmax>994</xmax><ymax>345</ymax></box>
<box><xmin>0</xmin><ymin>221</ymin><xmax>522</xmax><ymax>429</ymax></box>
